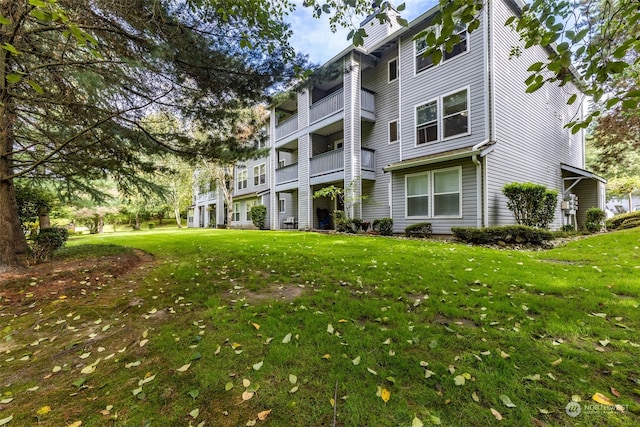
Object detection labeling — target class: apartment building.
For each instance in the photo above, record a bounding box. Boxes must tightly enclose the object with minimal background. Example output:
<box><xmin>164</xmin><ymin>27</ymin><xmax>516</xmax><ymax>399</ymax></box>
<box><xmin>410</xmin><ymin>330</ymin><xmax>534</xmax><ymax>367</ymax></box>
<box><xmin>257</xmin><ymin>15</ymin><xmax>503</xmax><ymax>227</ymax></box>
<box><xmin>190</xmin><ymin>0</ymin><xmax>605</xmax><ymax>232</ymax></box>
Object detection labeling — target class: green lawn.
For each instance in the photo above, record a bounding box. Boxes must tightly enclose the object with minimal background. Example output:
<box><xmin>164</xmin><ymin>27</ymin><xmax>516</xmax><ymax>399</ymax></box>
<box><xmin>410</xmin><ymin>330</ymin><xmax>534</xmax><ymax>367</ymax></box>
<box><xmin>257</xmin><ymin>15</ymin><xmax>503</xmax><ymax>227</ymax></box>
<box><xmin>1</xmin><ymin>228</ymin><xmax>639</xmax><ymax>426</ymax></box>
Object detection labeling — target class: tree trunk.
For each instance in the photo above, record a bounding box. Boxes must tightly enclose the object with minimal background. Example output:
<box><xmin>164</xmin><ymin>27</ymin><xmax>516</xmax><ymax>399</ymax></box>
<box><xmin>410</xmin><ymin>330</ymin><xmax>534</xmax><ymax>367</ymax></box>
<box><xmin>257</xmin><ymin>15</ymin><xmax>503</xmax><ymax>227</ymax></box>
<box><xmin>174</xmin><ymin>206</ymin><xmax>182</xmax><ymax>228</ymax></box>
<box><xmin>38</xmin><ymin>206</ymin><xmax>51</xmax><ymax>229</ymax></box>
<box><xmin>629</xmin><ymin>193</ymin><xmax>633</xmax><ymax>212</ymax></box>
<box><xmin>135</xmin><ymin>212</ymin><xmax>140</xmax><ymax>230</ymax></box>
<box><xmin>98</xmin><ymin>215</ymin><xmax>104</xmax><ymax>233</ymax></box>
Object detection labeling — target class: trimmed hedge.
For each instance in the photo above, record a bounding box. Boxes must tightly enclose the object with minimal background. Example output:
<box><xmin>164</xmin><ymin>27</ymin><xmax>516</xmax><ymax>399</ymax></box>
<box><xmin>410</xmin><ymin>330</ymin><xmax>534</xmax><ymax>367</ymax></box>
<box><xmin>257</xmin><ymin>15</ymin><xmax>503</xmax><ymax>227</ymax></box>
<box><xmin>30</xmin><ymin>227</ymin><xmax>69</xmax><ymax>263</ymax></box>
<box><xmin>451</xmin><ymin>225</ymin><xmax>553</xmax><ymax>245</ymax></box>
<box><xmin>372</xmin><ymin>218</ymin><xmax>393</xmax><ymax>236</ymax></box>
<box><xmin>619</xmin><ymin>217</ymin><xmax>640</xmax><ymax>230</ymax></box>
<box><xmin>405</xmin><ymin>222</ymin><xmax>432</xmax><ymax>238</ymax></box>
<box><xmin>606</xmin><ymin>210</ymin><xmax>640</xmax><ymax>230</ymax></box>
<box><xmin>250</xmin><ymin>205</ymin><xmax>267</xmax><ymax>229</ymax></box>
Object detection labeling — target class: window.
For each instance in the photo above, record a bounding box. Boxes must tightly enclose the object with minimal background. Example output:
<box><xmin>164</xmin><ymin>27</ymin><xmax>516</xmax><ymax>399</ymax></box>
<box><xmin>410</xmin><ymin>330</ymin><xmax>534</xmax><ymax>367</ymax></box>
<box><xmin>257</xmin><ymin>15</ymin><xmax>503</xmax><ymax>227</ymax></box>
<box><xmin>253</xmin><ymin>163</ymin><xmax>266</xmax><ymax>186</ymax></box>
<box><xmin>406</xmin><ymin>173</ymin><xmax>430</xmax><ymax>217</ymax></box>
<box><xmin>279</xmin><ymin>198</ymin><xmax>286</xmax><ymax>213</ymax></box>
<box><xmin>442</xmin><ymin>89</ymin><xmax>469</xmax><ymax>138</ymax></box>
<box><xmin>444</xmin><ymin>24</ymin><xmax>468</xmax><ymax>61</ymax></box>
<box><xmin>416</xmin><ymin>100</ymin><xmax>438</xmax><ymax>145</ymax></box>
<box><xmin>246</xmin><ymin>200</ymin><xmax>256</xmax><ymax>221</ymax></box>
<box><xmin>389</xmin><ymin>120</ymin><xmax>399</xmax><ymax>143</ymax></box>
<box><xmin>237</xmin><ymin>170</ymin><xmax>247</xmax><ymax>190</ymax></box>
<box><xmin>415</xmin><ymin>37</ymin><xmax>434</xmax><ymax>73</ymax></box>
<box><xmin>405</xmin><ymin>167</ymin><xmax>461</xmax><ymax>218</ymax></box>
<box><xmin>415</xmin><ymin>88</ymin><xmax>469</xmax><ymax>144</ymax></box>
<box><xmin>415</xmin><ymin>23</ymin><xmax>468</xmax><ymax>74</ymax></box>
<box><xmin>388</xmin><ymin>58</ymin><xmax>398</xmax><ymax>82</ymax></box>
<box><xmin>233</xmin><ymin>202</ymin><xmax>240</xmax><ymax>222</ymax></box>
<box><xmin>433</xmin><ymin>169</ymin><xmax>461</xmax><ymax>216</ymax></box>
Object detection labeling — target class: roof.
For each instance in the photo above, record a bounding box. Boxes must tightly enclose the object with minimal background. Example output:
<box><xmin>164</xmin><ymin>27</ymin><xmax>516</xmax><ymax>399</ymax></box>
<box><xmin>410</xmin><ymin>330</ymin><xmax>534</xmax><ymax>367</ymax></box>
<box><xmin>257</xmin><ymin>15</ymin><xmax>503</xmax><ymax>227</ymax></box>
<box><xmin>560</xmin><ymin>163</ymin><xmax>607</xmax><ymax>183</ymax></box>
<box><xmin>384</xmin><ymin>143</ymin><xmax>494</xmax><ymax>172</ymax></box>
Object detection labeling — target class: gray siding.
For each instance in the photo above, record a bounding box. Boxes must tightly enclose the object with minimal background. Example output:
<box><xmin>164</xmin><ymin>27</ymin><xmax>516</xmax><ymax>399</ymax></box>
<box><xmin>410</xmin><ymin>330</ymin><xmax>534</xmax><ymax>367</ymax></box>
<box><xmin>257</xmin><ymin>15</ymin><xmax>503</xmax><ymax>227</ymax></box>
<box><xmin>390</xmin><ymin>159</ymin><xmax>479</xmax><ymax>234</ymax></box>
<box><xmin>398</xmin><ymin>19</ymin><xmax>487</xmax><ymax>160</ymax></box>
<box><xmin>361</xmin><ymin>43</ymin><xmax>400</xmax><ymax>221</ymax></box>
<box><xmin>487</xmin><ymin>0</ymin><xmax>585</xmax><ymax>228</ymax></box>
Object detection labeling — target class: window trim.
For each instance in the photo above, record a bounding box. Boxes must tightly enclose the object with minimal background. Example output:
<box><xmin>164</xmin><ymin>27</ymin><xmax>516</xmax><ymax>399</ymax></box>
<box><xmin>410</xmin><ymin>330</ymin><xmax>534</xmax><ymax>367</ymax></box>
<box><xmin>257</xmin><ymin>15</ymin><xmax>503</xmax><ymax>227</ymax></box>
<box><xmin>414</xmin><ymin>87</ymin><xmax>470</xmax><ymax>146</ymax></box>
<box><xmin>414</xmin><ymin>23</ymin><xmax>470</xmax><ymax>76</ymax></box>
<box><xmin>237</xmin><ymin>170</ymin><xmax>248</xmax><ymax>191</ymax></box>
<box><xmin>253</xmin><ymin>163</ymin><xmax>266</xmax><ymax>186</ymax></box>
<box><xmin>388</xmin><ymin>57</ymin><xmax>398</xmax><ymax>83</ymax></box>
<box><xmin>414</xmin><ymin>97</ymin><xmax>439</xmax><ymax>146</ymax></box>
<box><xmin>404</xmin><ymin>166</ymin><xmax>463</xmax><ymax>219</ymax></box>
<box><xmin>388</xmin><ymin>119</ymin><xmax>399</xmax><ymax>144</ymax></box>
<box><xmin>405</xmin><ymin>171</ymin><xmax>431</xmax><ymax>219</ymax></box>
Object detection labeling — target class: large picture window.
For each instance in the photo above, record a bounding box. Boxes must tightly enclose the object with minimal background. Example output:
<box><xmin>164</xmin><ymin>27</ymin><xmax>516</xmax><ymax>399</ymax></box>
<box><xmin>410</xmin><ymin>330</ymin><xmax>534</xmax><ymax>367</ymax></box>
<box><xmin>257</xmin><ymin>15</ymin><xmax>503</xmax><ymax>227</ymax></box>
<box><xmin>405</xmin><ymin>167</ymin><xmax>461</xmax><ymax>218</ymax></box>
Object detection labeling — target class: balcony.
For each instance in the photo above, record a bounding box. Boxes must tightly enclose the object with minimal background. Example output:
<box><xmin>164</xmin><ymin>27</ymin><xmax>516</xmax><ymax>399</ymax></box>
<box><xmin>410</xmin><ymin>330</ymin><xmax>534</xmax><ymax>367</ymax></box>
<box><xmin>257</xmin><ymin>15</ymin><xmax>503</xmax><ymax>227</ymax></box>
<box><xmin>275</xmin><ymin>113</ymin><xmax>298</xmax><ymax>140</ymax></box>
<box><xmin>311</xmin><ymin>148</ymin><xmax>344</xmax><ymax>177</ymax></box>
<box><xmin>275</xmin><ymin>163</ymin><xmax>299</xmax><ymax>184</ymax></box>
<box><xmin>310</xmin><ymin>88</ymin><xmax>344</xmax><ymax>124</ymax></box>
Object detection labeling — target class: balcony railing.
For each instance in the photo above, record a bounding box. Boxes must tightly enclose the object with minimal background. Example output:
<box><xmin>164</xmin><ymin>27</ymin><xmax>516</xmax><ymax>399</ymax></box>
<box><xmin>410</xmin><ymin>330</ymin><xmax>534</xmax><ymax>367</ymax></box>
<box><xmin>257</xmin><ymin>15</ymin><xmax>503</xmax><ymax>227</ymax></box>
<box><xmin>361</xmin><ymin>89</ymin><xmax>375</xmax><ymax>113</ymax></box>
<box><xmin>275</xmin><ymin>163</ymin><xmax>299</xmax><ymax>184</ymax></box>
<box><xmin>310</xmin><ymin>88</ymin><xmax>344</xmax><ymax>124</ymax></box>
<box><xmin>362</xmin><ymin>147</ymin><xmax>375</xmax><ymax>171</ymax></box>
<box><xmin>310</xmin><ymin>148</ymin><xmax>344</xmax><ymax>176</ymax></box>
<box><xmin>275</xmin><ymin>113</ymin><xmax>298</xmax><ymax>140</ymax></box>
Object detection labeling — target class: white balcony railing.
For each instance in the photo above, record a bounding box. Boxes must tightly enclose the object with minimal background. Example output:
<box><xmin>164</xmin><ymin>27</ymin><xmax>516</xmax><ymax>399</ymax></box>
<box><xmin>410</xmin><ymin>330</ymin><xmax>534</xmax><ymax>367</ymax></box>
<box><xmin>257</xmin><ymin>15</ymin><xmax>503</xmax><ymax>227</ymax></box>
<box><xmin>361</xmin><ymin>89</ymin><xmax>375</xmax><ymax>113</ymax></box>
<box><xmin>310</xmin><ymin>148</ymin><xmax>344</xmax><ymax>176</ymax></box>
<box><xmin>275</xmin><ymin>113</ymin><xmax>298</xmax><ymax>140</ymax></box>
<box><xmin>310</xmin><ymin>88</ymin><xmax>344</xmax><ymax>124</ymax></box>
<box><xmin>362</xmin><ymin>147</ymin><xmax>375</xmax><ymax>170</ymax></box>
<box><xmin>275</xmin><ymin>163</ymin><xmax>299</xmax><ymax>184</ymax></box>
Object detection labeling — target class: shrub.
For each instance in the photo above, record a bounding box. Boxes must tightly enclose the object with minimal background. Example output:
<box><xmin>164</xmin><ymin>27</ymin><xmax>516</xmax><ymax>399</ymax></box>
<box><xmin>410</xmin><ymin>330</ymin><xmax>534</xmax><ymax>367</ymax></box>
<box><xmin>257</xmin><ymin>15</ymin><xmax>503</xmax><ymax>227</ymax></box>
<box><xmin>405</xmin><ymin>222</ymin><xmax>432</xmax><ymax>238</ymax></box>
<box><xmin>606</xmin><ymin>210</ymin><xmax>640</xmax><ymax>230</ymax></box>
<box><xmin>30</xmin><ymin>227</ymin><xmax>69</xmax><ymax>263</ymax></box>
<box><xmin>250</xmin><ymin>205</ymin><xmax>267</xmax><ymax>229</ymax></box>
<box><xmin>584</xmin><ymin>208</ymin><xmax>606</xmax><ymax>233</ymax></box>
<box><xmin>619</xmin><ymin>217</ymin><xmax>640</xmax><ymax>230</ymax></box>
<box><xmin>372</xmin><ymin>218</ymin><xmax>393</xmax><ymax>236</ymax></box>
<box><xmin>561</xmin><ymin>224</ymin><xmax>576</xmax><ymax>232</ymax></box>
<box><xmin>351</xmin><ymin>218</ymin><xmax>363</xmax><ymax>232</ymax></box>
<box><xmin>502</xmin><ymin>182</ymin><xmax>558</xmax><ymax>229</ymax></box>
<box><xmin>333</xmin><ymin>210</ymin><xmax>353</xmax><ymax>233</ymax></box>
<box><xmin>451</xmin><ymin>225</ymin><xmax>553</xmax><ymax>245</ymax></box>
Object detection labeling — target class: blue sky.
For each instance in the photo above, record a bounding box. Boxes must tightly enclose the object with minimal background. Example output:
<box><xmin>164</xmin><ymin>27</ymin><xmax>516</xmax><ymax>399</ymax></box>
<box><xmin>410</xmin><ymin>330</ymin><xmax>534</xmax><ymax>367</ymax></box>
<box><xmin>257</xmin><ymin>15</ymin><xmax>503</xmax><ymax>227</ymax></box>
<box><xmin>287</xmin><ymin>0</ymin><xmax>435</xmax><ymax>64</ymax></box>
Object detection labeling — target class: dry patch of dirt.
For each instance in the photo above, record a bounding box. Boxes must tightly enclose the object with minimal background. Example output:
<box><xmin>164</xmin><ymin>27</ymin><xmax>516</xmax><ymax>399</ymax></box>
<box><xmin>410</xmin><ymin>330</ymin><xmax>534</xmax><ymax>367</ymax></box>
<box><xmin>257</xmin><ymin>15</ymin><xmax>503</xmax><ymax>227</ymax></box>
<box><xmin>433</xmin><ymin>313</ymin><xmax>478</xmax><ymax>328</ymax></box>
<box><xmin>228</xmin><ymin>283</ymin><xmax>306</xmax><ymax>304</ymax></box>
<box><xmin>0</xmin><ymin>250</ymin><xmax>155</xmax><ymax>309</ymax></box>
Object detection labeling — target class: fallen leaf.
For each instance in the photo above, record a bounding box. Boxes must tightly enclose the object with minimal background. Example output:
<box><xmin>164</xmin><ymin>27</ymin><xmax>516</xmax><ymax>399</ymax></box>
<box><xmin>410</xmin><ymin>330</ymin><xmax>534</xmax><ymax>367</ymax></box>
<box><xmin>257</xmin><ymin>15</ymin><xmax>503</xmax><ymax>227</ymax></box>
<box><xmin>282</xmin><ymin>333</ymin><xmax>292</xmax><ymax>344</ymax></box>
<box><xmin>67</xmin><ymin>422</ymin><xmax>82</xmax><ymax>427</ymax></box>
<box><xmin>289</xmin><ymin>386</ymin><xmax>299</xmax><ymax>393</ymax></box>
<box><xmin>225</xmin><ymin>382</ymin><xmax>234</xmax><ymax>391</ymax></box>
<box><xmin>139</xmin><ymin>339</ymin><xmax>149</xmax><ymax>347</ymax></box>
<box><xmin>610</xmin><ymin>387</ymin><xmax>621</xmax><ymax>397</ymax></box>
<box><xmin>321</xmin><ymin>354</ymin><xmax>331</xmax><ymax>360</ymax></box>
<box><xmin>0</xmin><ymin>415</ymin><xmax>13</xmax><ymax>426</ymax></box>
<box><xmin>454</xmin><ymin>375</ymin><xmax>466</xmax><ymax>386</ymax></box>
<box><xmin>0</xmin><ymin>398</ymin><xmax>13</xmax><ymax>404</ymax></box>
<box><xmin>80</xmin><ymin>365</ymin><xmax>96</xmax><ymax>374</ymax></box>
<box><xmin>189</xmin><ymin>408</ymin><xmax>200</xmax><ymax>419</ymax></box>
<box><xmin>490</xmin><ymin>408</ymin><xmax>503</xmax><ymax>420</ymax></box>
<box><xmin>472</xmin><ymin>391</ymin><xmax>480</xmax><ymax>402</ymax></box>
<box><xmin>500</xmin><ymin>351</ymin><xmax>510</xmax><ymax>359</ymax></box>
<box><xmin>253</xmin><ymin>361</ymin><xmax>263</xmax><ymax>371</ymax></box>
<box><xmin>367</xmin><ymin>367</ymin><xmax>378</xmax><ymax>375</ymax></box>
<box><xmin>242</xmin><ymin>390</ymin><xmax>254</xmax><ymax>401</ymax></box>
<box><xmin>36</xmin><ymin>406</ymin><xmax>51</xmax><ymax>415</ymax></box>
<box><xmin>52</xmin><ymin>366</ymin><xmax>62</xmax><ymax>373</ymax></box>
<box><xmin>599</xmin><ymin>339</ymin><xmax>610</xmax><ymax>347</ymax></box>
<box><xmin>499</xmin><ymin>394</ymin><xmax>516</xmax><ymax>408</ymax></box>
<box><xmin>430</xmin><ymin>414</ymin><xmax>442</xmax><ymax>425</ymax></box>
<box><xmin>177</xmin><ymin>363</ymin><xmax>191</xmax><ymax>372</ymax></box>
<box><xmin>592</xmin><ymin>392</ymin><xmax>614</xmax><ymax>406</ymax></box>
<box><xmin>380</xmin><ymin>388</ymin><xmax>390</xmax><ymax>403</ymax></box>
<box><xmin>352</xmin><ymin>356</ymin><xmax>361</xmax><ymax>366</ymax></box>
<box><xmin>327</xmin><ymin>324</ymin><xmax>334</xmax><ymax>334</ymax></box>
<box><xmin>138</xmin><ymin>374</ymin><xmax>156</xmax><ymax>386</ymax></box>
<box><xmin>289</xmin><ymin>374</ymin><xmax>297</xmax><ymax>384</ymax></box>
<box><xmin>246</xmin><ymin>420</ymin><xmax>256</xmax><ymax>426</ymax></box>
<box><xmin>251</xmin><ymin>323</ymin><xmax>260</xmax><ymax>330</ymax></box>
<box><xmin>551</xmin><ymin>358</ymin><xmax>562</xmax><ymax>366</ymax></box>
<box><xmin>242</xmin><ymin>378</ymin><xmax>250</xmax><ymax>388</ymax></box>
<box><xmin>257</xmin><ymin>409</ymin><xmax>271</xmax><ymax>420</ymax></box>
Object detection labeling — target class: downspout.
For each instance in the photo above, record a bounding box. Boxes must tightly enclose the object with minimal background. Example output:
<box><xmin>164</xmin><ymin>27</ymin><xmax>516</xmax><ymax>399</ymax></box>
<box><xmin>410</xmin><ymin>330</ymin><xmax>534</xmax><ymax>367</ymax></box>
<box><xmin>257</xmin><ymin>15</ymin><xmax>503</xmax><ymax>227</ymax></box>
<box><xmin>485</xmin><ymin>0</ymin><xmax>495</xmax><ymax>228</ymax></box>
<box><xmin>398</xmin><ymin>36</ymin><xmax>403</xmax><ymax>162</ymax></box>
<box><xmin>472</xmin><ymin>155</ymin><xmax>482</xmax><ymax>228</ymax></box>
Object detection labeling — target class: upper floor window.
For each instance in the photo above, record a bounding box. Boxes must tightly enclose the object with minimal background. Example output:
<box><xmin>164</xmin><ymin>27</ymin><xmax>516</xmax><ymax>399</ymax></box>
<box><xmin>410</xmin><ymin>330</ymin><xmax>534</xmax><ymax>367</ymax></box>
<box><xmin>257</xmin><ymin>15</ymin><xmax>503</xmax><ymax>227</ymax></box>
<box><xmin>388</xmin><ymin>58</ymin><xmax>398</xmax><ymax>82</ymax></box>
<box><xmin>415</xmin><ymin>23</ymin><xmax>468</xmax><ymax>75</ymax></box>
<box><xmin>253</xmin><ymin>163</ymin><xmax>266</xmax><ymax>186</ymax></box>
<box><xmin>389</xmin><ymin>120</ymin><xmax>399</xmax><ymax>143</ymax></box>
<box><xmin>416</xmin><ymin>87</ymin><xmax>469</xmax><ymax>145</ymax></box>
<box><xmin>237</xmin><ymin>170</ymin><xmax>248</xmax><ymax>190</ymax></box>
<box><xmin>416</xmin><ymin>100</ymin><xmax>438</xmax><ymax>145</ymax></box>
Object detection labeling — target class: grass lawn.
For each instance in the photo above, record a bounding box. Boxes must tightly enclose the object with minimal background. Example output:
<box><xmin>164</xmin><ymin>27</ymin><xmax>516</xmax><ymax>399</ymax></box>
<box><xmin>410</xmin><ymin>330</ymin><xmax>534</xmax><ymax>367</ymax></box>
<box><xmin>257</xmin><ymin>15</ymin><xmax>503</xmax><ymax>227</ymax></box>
<box><xmin>1</xmin><ymin>228</ymin><xmax>639</xmax><ymax>426</ymax></box>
